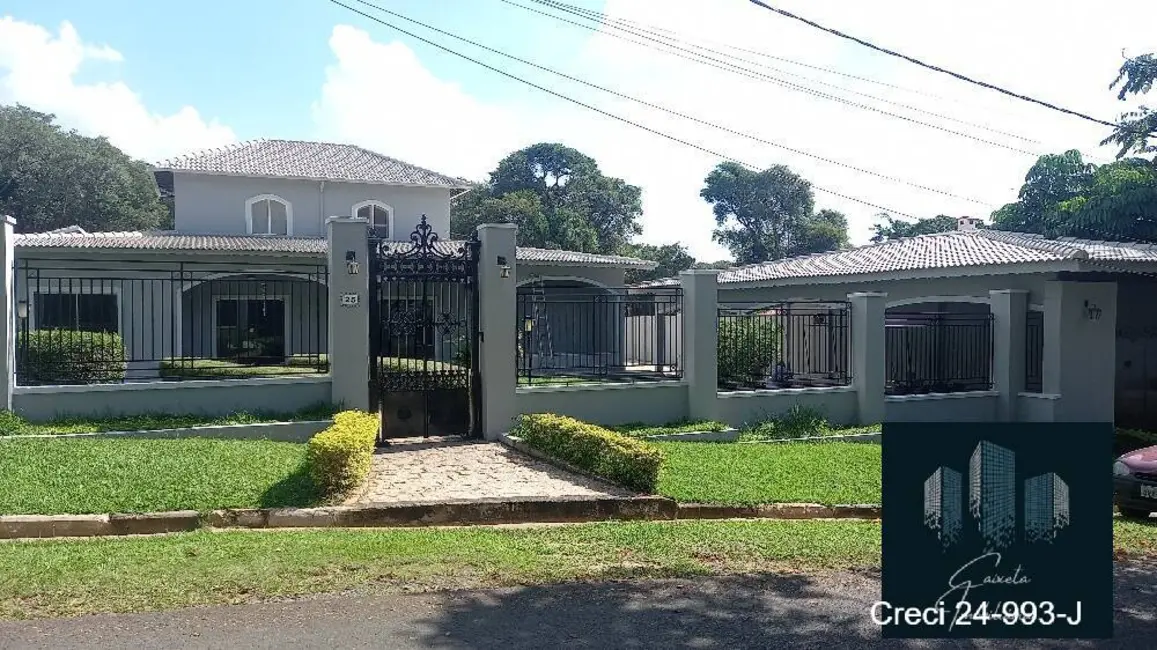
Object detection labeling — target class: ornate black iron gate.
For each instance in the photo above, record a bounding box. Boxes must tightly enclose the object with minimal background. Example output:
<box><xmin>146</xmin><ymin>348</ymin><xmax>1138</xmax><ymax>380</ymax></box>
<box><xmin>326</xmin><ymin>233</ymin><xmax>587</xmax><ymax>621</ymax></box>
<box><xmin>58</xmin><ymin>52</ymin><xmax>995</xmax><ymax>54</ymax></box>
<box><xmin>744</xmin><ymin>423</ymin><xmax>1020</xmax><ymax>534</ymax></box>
<box><xmin>369</xmin><ymin>216</ymin><xmax>481</xmax><ymax>440</ymax></box>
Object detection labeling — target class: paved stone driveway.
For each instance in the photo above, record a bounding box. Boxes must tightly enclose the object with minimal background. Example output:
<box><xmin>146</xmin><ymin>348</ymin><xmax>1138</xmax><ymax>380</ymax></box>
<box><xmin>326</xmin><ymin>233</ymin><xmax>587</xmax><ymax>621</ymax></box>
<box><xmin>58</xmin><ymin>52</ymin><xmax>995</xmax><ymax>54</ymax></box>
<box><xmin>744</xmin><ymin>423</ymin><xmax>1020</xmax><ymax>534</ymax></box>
<box><xmin>348</xmin><ymin>438</ymin><xmax>632</xmax><ymax>505</ymax></box>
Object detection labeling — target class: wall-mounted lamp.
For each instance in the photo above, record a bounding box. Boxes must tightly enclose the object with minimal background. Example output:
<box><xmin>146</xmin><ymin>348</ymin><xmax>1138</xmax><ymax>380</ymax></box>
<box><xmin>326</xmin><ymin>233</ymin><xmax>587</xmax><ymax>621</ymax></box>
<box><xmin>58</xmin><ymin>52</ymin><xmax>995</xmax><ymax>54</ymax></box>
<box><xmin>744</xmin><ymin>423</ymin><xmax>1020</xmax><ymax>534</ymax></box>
<box><xmin>523</xmin><ymin>316</ymin><xmax>535</xmax><ymax>333</ymax></box>
<box><xmin>1084</xmin><ymin>300</ymin><xmax>1102</xmax><ymax>321</ymax></box>
<box><xmin>345</xmin><ymin>250</ymin><xmax>361</xmax><ymax>275</ymax></box>
<box><xmin>16</xmin><ymin>300</ymin><xmax>28</xmax><ymax>320</ymax></box>
<box><xmin>497</xmin><ymin>255</ymin><xmax>511</xmax><ymax>279</ymax></box>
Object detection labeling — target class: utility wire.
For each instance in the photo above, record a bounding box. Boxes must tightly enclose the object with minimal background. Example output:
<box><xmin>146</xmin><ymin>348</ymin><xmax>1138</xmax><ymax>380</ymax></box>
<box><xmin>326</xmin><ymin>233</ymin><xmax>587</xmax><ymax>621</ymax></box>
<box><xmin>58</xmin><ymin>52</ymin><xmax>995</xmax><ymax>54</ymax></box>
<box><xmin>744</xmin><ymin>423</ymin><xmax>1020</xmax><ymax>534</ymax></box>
<box><xmin>530</xmin><ymin>0</ymin><xmax>1015</xmax><ymax>127</ymax></box>
<box><xmin>343</xmin><ymin>0</ymin><xmax>993</xmax><ymax>206</ymax></box>
<box><xmin>746</xmin><ymin>0</ymin><xmax>1136</xmax><ymax>132</ymax></box>
<box><xmin>499</xmin><ymin>0</ymin><xmax>1042</xmax><ymax>155</ymax></box>
<box><xmin>325</xmin><ymin>0</ymin><xmax>920</xmax><ymax>218</ymax></box>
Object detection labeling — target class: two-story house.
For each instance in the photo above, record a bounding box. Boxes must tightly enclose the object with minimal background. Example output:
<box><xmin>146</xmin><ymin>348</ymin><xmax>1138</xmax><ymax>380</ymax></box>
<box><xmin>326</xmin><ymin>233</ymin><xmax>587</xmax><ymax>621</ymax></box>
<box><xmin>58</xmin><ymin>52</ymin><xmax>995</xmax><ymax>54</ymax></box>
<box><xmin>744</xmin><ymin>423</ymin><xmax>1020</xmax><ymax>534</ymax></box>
<box><xmin>10</xmin><ymin>139</ymin><xmax>654</xmax><ymax>383</ymax></box>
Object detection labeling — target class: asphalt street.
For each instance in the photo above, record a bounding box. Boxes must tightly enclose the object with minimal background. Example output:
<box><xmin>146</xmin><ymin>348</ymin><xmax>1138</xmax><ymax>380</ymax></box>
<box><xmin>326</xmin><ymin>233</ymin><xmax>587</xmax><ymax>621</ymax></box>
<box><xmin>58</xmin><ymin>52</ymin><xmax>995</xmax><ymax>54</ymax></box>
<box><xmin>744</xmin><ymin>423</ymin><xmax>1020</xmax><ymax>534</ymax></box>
<box><xmin>1</xmin><ymin>563</ymin><xmax>1154</xmax><ymax>649</ymax></box>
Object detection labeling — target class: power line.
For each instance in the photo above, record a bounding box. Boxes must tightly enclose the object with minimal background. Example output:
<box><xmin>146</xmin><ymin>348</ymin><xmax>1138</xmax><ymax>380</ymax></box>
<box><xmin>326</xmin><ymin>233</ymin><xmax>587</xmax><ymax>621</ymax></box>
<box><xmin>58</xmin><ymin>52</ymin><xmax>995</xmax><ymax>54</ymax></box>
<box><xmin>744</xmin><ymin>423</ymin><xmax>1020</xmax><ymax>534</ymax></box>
<box><xmin>342</xmin><ymin>0</ymin><xmax>994</xmax><ymax>206</ymax></box>
<box><xmin>745</xmin><ymin>0</ymin><xmax>1133</xmax><ymax>132</ymax></box>
<box><xmin>325</xmin><ymin>0</ymin><xmax>921</xmax><ymax>218</ymax></box>
<box><xmin>531</xmin><ymin>0</ymin><xmax>1008</xmax><ymax>121</ymax></box>
<box><xmin>499</xmin><ymin>0</ymin><xmax>1042</xmax><ymax>154</ymax></box>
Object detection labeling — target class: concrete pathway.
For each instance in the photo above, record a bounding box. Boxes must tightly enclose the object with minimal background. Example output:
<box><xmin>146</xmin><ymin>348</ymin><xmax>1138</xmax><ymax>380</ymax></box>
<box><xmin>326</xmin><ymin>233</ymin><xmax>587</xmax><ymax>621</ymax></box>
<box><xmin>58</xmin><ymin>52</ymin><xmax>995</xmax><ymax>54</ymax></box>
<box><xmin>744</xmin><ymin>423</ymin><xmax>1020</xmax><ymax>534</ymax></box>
<box><xmin>347</xmin><ymin>438</ymin><xmax>632</xmax><ymax>505</ymax></box>
<box><xmin>2</xmin><ymin>564</ymin><xmax>1155</xmax><ymax>649</ymax></box>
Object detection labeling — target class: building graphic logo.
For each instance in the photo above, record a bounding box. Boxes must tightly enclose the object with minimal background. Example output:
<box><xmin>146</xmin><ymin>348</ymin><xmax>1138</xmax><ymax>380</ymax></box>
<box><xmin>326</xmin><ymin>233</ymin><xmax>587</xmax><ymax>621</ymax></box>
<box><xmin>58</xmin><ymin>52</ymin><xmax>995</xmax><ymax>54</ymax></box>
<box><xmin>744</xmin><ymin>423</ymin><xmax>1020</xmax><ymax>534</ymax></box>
<box><xmin>923</xmin><ymin>467</ymin><xmax>963</xmax><ymax>548</ymax></box>
<box><xmin>1024</xmin><ymin>472</ymin><xmax>1071</xmax><ymax>543</ymax></box>
<box><xmin>921</xmin><ymin>440</ymin><xmax>1070</xmax><ymax>551</ymax></box>
<box><xmin>886</xmin><ymin>423</ymin><xmax>1114</xmax><ymax>639</ymax></box>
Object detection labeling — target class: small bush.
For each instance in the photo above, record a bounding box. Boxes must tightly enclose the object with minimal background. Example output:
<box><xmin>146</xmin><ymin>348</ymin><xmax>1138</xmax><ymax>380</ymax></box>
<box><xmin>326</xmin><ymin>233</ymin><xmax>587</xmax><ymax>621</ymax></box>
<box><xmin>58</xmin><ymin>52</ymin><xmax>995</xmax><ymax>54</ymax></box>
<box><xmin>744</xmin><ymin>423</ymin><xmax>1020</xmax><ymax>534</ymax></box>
<box><xmin>717</xmin><ymin>315</ymin><xmax>781</xmax><ymax>387</ymax></box>
<box><xmin>511</xmin><ymin>413</ymin><xmax>665</xmax><ymax>492</ymax></box>
<box><xmin>18</xmin><ymin>330</ymin><xmax>126</xmax><ymax>385</ymax></box>
<box><xmin>306</xmin><ymin>411</ymin><xmax>380</xmax><ymax>496</ymax></box>
<box><xmin>741</xmin><ymin>405</ymin><xmax>829</xmax><ymax>441</ymax></box>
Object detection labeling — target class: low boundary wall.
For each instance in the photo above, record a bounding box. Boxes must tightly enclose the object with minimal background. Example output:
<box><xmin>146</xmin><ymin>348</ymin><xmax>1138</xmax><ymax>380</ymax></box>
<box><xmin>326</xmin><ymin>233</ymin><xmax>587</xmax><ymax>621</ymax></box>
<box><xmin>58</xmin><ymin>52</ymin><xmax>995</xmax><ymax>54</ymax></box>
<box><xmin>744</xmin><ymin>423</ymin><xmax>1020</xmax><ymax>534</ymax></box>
<box><xmin>12</xmin><ymin>376</ymin><xmax>333</xmax><ymax>422</ymax></box>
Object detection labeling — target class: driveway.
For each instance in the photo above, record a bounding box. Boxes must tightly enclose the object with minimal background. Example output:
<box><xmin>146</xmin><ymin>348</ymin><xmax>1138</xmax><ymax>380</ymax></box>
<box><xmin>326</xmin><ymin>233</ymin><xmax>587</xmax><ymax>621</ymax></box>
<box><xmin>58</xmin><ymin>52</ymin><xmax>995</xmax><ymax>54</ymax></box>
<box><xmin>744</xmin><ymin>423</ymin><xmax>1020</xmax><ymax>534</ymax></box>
<box><xmin>1</xmin><ymin>562</ymin><xmax>1154</xmax><ymax>649</ymax></box>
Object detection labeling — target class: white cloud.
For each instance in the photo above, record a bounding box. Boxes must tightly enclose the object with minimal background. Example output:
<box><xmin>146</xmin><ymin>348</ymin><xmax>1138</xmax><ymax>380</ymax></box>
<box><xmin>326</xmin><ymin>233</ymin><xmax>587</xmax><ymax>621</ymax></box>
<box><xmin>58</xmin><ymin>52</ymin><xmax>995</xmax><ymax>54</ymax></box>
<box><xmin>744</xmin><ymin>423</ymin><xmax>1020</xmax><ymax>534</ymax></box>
<box><xmin>312</xmin><ymin>25</ymin><xmax>527</xmax><ymax>181</ymax></box>
<box><xmin>313</xmin><ymin>1</ymin><xmax>1153</xmax><ymax>262</ymax></box>
<box><xmin>0</xmin><ymin>16</ymin><xmax>234</xmax><ymax>161</ymax></box>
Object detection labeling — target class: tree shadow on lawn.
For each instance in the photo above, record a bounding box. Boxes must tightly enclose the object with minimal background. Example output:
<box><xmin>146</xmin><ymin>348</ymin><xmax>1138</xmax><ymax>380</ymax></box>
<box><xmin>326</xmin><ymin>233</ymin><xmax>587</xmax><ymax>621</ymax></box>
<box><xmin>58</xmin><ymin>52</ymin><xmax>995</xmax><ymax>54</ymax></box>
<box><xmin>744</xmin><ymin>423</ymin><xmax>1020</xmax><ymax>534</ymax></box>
<box><xmin>415</xmin><ymin>567</ymin><xmax>1157</xmax><ymax>650</ymax></box>
<box><xmin>258</xmin><ymin>462</ymin><xmax>321</xmax><ymax>508</ymax></box>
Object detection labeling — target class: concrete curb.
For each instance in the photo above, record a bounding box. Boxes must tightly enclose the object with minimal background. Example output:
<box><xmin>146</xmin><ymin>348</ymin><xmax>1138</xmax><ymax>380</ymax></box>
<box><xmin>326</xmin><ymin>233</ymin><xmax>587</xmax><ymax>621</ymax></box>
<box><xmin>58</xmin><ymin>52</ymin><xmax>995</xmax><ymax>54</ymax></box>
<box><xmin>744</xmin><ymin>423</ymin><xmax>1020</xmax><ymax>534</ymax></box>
<box><xmin>0</xmin><ymin>499</ymin><xmax>881</xmax><ymax>540</ymax></box>
<box><xmin>738</xmin><ymin>432</ymin><xmax>881</xmax><ymax>445</ymax></box>
<box><xmin>498</xmin><ymin>433</ymin><xmax>638</xmax><ymax>493</ymax></box>
<box><xmin>639</xmin><ymin>429</ymin><xmax>740</xmax><ymax>442</ymax></box>
<box><xmin>675</xmin><ymin>503</ymin><xmax>881</xmax><ymax>520</ymax></box>
<box><xmin>0</xmin><ymin>421</ymin><xmax>331</xmax><ymax>443</ymax></box>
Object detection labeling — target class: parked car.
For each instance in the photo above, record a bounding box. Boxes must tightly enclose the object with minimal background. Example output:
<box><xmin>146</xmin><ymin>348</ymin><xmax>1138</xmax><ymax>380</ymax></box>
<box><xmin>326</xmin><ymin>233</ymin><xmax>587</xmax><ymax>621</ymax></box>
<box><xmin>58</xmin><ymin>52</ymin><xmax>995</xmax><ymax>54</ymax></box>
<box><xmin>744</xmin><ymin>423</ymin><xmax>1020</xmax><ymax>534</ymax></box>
<box><xmin>1114</xmin><ymin>444</ymin><xmax>1157</xmax><ymax>519</ymax></box>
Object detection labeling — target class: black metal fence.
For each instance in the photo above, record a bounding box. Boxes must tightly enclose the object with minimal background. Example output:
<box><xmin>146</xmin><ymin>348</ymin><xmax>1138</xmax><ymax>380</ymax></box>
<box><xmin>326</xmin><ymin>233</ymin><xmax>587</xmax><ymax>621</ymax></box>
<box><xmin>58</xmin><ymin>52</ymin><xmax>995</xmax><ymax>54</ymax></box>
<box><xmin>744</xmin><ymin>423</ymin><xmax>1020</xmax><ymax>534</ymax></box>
<box><xmin>1025</xmin><ymin>310</ymin><xmax>1044</xmax><ymax>393</ymax></box>
<box><xmin>885</xmin><ymin>311</ymin><xmax>994</xmax><ymax>395</ymax></box>
<box><xmin>516</xmin><ymin>288</ymin><xmax>683</xmax><ymax>386</ymax></box>
<box><xmin>14</xmin><ymin>259</ymin><xmax>329</xmax><ymax>385</ymax></box>
<box><xmin>716</xmin><ymin>301</ymin><xmax>851</xmax><ymax>391</ymax></box>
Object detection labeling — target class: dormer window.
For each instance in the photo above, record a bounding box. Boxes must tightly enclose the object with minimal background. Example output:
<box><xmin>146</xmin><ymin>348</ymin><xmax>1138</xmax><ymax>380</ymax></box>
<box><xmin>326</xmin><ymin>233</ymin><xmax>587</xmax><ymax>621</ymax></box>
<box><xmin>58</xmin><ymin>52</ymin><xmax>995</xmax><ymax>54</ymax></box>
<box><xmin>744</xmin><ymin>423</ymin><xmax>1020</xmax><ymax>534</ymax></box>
<box><xmin>246</xmin><ymin>194</ymin><xmax>292</xmax><ymax>236</ymax></box>
<box><xmin>353</xmin><ymin>200</ymin><xmax>393</xmax><ymax>238</ymax></box>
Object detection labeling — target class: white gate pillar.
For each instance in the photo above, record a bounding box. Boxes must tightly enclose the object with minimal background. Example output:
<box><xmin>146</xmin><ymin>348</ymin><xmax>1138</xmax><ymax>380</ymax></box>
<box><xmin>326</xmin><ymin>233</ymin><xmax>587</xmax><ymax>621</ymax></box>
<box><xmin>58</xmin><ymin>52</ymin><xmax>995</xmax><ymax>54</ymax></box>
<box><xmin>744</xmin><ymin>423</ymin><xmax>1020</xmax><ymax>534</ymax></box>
<box><xmin>326</xmin><ymin>216</ymin><xmax>371</xmax><ymax>412</ymax></box>
<box><xmin>476</xmin><ymin>223</ymin><xmax>518</xmax><ymax>439</ymax></box>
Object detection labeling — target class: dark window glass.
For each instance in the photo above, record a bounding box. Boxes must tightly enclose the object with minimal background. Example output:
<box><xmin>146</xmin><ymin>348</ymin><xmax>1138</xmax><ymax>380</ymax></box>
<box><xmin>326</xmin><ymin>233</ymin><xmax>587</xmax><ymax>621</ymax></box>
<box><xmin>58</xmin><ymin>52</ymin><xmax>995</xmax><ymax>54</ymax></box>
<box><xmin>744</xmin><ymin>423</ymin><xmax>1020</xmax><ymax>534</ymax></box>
<box><xmin>35</xmin><ymin>293</ymin><xmax>116</xmax><ymax>332</ymax></box>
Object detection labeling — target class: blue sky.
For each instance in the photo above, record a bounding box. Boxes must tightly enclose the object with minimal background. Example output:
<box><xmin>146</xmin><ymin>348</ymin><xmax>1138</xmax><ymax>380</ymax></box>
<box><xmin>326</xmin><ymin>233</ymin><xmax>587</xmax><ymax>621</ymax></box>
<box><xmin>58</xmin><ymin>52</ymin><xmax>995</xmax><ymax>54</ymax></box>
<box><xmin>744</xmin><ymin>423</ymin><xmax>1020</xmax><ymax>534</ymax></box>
<box><xmin>1</xmin><ymin>1</ymin><xmax>1153</xmax><ymax>260</ymax></box>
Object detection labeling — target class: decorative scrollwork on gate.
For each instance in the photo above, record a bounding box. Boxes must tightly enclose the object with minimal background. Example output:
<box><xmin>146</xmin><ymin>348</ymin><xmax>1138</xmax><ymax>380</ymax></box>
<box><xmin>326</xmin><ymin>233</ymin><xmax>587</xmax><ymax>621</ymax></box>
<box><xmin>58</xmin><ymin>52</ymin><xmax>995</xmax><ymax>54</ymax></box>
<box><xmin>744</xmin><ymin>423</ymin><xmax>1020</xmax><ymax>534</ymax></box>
<box><xmin>372</xmin><ymin>215</ymin><xmax>478</xmax><ymax>282</ymax></box>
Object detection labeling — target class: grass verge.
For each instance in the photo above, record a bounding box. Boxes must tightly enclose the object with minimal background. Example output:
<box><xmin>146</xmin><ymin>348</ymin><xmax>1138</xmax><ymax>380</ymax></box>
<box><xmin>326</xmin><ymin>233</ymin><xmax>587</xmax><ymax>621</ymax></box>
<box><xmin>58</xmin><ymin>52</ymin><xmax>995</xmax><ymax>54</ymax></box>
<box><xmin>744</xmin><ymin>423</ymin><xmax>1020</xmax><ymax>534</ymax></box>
<box><xmin>612</xmin><ymin>420</ymin><xmax>730</xmax><ymax>438</ymax></box>
<box><xmin>656</xmin><ymin>441</ymin><xmax>882</xmax><ymax>505</ymax></box>
<box><xmin>0</xmin><ymin>520</ymin><xmax>881</xmax><ymax>619</ymax></box>
<box><xmin>0</xmin><ymin>402</ymin><xmax>336</xmax><ymax>437</ymax></box>
<box><xmin>0</xmin><ymin>438</ymin><xmax>318</xmax><ymax>515</ymax></box>
<box><xmin>1</xmin><ymin>519</ymin><xmax>1151</xmax><ymax>620</ymax></box>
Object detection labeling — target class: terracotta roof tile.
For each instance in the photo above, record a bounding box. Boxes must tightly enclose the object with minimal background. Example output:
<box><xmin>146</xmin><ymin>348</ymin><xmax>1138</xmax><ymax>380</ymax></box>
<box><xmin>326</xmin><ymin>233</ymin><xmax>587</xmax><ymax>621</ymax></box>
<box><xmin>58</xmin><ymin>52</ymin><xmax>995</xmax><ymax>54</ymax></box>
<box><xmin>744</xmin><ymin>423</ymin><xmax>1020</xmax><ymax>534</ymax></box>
<box><xmin>154</xmin><ymin>139</ymin><xmax>472</xmax><ymax>189</ymax></box>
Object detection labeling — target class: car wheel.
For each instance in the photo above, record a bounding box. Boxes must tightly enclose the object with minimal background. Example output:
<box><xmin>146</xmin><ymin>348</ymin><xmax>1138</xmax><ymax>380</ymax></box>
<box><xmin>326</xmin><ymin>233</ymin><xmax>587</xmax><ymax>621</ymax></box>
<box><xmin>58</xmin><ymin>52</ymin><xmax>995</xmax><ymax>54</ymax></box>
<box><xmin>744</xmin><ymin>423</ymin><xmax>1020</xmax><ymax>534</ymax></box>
<box><xmin>1119</xmin><ymin>507</ymin><xmax>1152</xmax><ymax>520</ymax></box>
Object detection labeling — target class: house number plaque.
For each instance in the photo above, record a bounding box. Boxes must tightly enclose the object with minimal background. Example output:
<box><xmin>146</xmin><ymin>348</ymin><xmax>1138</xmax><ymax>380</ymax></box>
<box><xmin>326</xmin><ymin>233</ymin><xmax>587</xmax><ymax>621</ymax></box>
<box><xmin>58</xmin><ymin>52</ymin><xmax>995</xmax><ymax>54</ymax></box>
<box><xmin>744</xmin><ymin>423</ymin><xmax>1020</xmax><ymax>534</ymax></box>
<box><xmin>341</xmin><ymin>293</ymin><xmax>360</xmax><ymax>307</ymax></box>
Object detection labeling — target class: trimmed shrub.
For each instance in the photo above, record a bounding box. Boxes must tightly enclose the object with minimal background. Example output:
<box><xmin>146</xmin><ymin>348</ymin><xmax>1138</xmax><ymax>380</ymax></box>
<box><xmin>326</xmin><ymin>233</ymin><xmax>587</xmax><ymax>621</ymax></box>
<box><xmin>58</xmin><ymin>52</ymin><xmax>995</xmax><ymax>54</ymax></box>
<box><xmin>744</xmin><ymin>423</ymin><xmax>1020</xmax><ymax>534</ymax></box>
<box><xmin>306</xmin><ymin>410</ymin><xmax>381</xmax><ymax>496</ymax></box>
<box><xmin>741</xmin><ymin>404</ymin><xmax>829</xmax><ymax>441</ymax></box>
<box><xmin>510</xmin><ymin>413</ymin><xmax>665</xmax><ymax>492</ymax></box>
<box><xmin>717</xmin><ymin>315</ymin><xmax>781</xmax><ymax>388</ymax></box>
<box><xmin>17</xmin><ymin>329</ymin><xmax>126</xmax><ymax>385</ymax></box>
<box><xmin>159</xmin><ymin>357</ymin><xmax>329</xmax><ymax>379</ymax></box>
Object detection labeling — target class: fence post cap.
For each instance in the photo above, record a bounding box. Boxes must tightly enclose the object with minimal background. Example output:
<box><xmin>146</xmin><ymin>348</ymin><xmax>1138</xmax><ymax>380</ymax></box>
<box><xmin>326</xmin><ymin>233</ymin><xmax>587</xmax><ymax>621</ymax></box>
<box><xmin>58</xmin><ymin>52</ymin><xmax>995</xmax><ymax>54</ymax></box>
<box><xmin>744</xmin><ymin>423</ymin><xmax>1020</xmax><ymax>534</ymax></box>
<box><xmin>1</xmin><ymin>214</ymin><xmax>15</xmax><ymax>227</ymax></box>
<box><xmin>846</xmin><ymin>291</ymin><xmax>887</xmax><ymax>299</ymax></box>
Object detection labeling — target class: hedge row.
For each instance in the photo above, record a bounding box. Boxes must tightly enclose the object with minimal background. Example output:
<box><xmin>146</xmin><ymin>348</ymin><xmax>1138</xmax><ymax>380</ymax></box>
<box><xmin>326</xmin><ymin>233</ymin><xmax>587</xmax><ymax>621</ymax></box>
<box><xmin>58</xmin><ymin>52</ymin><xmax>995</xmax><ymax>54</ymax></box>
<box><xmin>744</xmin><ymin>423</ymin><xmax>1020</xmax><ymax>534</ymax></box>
<box><xmin>510</xmin><ymin>413</ymin><xmax>665</xmax><ymax>492</ymax></box>
<box><xmin>306</xmin><ymin>411</ymin><xmax>381</xmax><ymax>496</ymax></box>
<box><xmin>17</xmin><ymin>330</ymin><xmax>126</xmax><ymax>385</ymax></box>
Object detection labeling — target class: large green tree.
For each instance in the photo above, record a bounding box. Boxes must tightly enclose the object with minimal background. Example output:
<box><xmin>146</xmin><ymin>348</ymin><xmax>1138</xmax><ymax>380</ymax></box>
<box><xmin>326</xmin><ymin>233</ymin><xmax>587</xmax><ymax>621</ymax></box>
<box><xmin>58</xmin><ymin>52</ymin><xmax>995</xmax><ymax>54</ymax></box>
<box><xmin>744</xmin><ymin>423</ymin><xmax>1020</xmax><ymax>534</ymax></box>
<box><xmin>700</xmin><ymin>162</ymin><xmax>848</xmax><ymax>264</ymax></box>
<box><xmin>450</xmin><ymin>143</ymin><xmax>642</xmax><ymax>254</ymax></box>
<box><xmin>991</xmin><ymin>150</ymin><xmax>1157</xmax><ymax>241</ymax></box>
<box><xmin>0</xmin><ymin>104</ymin><xmax>168</xmax><ymax>233</ymax></box>
<box><xmin>1102</xmin><ymin>53</ymin><xmax>1156</xmax><ymax>159</ymax></box>
<box><xmin>870</xmin><ymin>213</ymin><xmax>959</xmax><ymax>242</ymax></box>
<box><xmin>623</xmin><ymin>242</ymin><xmax>695</xmax><ymax>284</ymax></box>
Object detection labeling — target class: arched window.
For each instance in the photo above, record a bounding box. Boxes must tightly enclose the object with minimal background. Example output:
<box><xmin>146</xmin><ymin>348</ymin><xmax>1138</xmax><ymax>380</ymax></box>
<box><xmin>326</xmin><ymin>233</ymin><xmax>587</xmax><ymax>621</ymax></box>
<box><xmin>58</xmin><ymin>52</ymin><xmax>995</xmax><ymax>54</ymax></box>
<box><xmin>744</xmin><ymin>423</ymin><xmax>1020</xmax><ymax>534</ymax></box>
<box><xmin>246</xmin><ymin>194</ymin><xmax>292</xmax><ymax>236</ymax></box>
<box><xmin>353</xmin><ymin>200</ymin><xmax>393</xmax><ymax>238</ymax></box>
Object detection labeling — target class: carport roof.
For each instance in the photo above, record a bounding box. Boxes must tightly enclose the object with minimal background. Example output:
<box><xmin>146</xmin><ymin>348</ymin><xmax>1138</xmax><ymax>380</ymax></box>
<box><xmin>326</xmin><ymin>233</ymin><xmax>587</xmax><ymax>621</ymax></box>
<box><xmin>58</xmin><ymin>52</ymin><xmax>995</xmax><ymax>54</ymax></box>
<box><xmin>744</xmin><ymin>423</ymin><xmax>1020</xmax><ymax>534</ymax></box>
<box><xmin>630</xmin><ymin>229</ymin><xmax>1157</xmax><ymax>288</ymax></box>
<box><xmin>12</xmin><ymin>230</ymin><xmax>656</xmax><ymax>269</ymax></box>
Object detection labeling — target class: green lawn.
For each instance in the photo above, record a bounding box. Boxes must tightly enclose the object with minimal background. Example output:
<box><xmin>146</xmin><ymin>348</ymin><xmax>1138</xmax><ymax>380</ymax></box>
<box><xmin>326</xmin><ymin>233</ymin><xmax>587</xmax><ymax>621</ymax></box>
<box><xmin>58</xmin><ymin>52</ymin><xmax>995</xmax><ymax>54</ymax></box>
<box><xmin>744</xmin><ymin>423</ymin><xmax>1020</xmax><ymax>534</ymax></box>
<box><xmin>1</xmin><ymin>518</ymin><xmax>1151</xmax><ymax>620</ymax></box>
<box><xmin>0</xmin><ymin>403</ymin><xmax>336</xmax><ymax>437</ymax></box>
<box><xmin>612</xmin><ymin>420</ymin><xmax>730</xmax><ymax>438</ymax></box>
<box><xmin>0</xmin><ymin>438</ymin><xmax>318</xmax><ymax>515</ymax></box>
<box><xmin>0</xmin><ymin>520</ymin><xmax>881</xmax><ymax>619</ymax></box>
<box><xmin>656</xmin><ymin>441</ymin><xmax>882</xmax><ymax>505</ymax></box>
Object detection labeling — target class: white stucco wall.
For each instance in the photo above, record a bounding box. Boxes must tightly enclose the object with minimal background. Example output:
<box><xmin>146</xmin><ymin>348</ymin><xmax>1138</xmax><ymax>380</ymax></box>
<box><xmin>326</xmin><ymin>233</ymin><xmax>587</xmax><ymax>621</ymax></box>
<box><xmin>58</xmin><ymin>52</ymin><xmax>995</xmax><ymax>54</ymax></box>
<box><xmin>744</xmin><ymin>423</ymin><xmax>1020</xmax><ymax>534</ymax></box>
<box><xmin>173</xmin><ymin>173</ymin><xmax>454</xmax><ymax>239</ymax></box>
<box><xmin>515</xmin><ymin>382</ymin><xmax>688</xmax><ymax>426</ymax></box>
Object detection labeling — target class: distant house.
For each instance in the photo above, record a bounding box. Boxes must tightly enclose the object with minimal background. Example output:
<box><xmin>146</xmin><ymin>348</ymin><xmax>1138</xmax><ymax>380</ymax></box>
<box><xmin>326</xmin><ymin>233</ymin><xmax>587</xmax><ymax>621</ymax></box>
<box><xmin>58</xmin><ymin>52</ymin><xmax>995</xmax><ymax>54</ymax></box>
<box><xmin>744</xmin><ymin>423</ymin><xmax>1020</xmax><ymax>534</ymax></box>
<box><xmin>633</xmin><ymin>217</ymin><xmax>1157</xmax><ymax>427</ymax></box>
<box><xmin>11</xmin><ymin>139</ymin><xmax>653</xmax><ymax>387</ymax></box>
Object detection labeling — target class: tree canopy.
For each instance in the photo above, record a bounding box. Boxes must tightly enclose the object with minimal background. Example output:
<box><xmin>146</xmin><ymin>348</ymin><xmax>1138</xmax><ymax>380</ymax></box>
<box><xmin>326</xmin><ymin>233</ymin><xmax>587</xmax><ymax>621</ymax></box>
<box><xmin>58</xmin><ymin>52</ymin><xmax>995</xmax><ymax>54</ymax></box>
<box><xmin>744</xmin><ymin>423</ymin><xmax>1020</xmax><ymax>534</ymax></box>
<box><xmin>0</xmin><ymin>104</ymin><xmax>169</xmax><ymax>233</ymax></box>
<box><xmin>623</xmin><ymin>242</ymin><xmax>695</xmax><ymax>284</ymax></box>
<box><xmin>1102</xmin><ymin>53</ymin><xmax>1156</xmax><ymax>159</ymax></box>
<box><xmin>870</xmin><ymin>214</ymin><xmax>959</xmax><ymax>242</ymax></box>
<box><xmin>991</xmin><ymin>150</ymin><xmax>1157</xmax><ymax>242</ymax></box>
<box><xmin>450</xmin><ymin>143</ymin><xmax>643</xmax><ymax>254</ymax></box>
<box><xmin>699</xmin><ymin>162</ymin><xmax>848</xmax><ymax>264</ymax></box>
